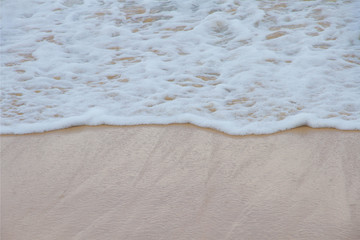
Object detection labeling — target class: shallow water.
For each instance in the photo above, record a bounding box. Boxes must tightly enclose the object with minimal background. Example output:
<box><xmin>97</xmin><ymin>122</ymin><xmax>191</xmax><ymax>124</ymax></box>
<box><xmin>1</xmin><ymin>0</ymin><xmax>360</xmax><ymax>134</ymax></box>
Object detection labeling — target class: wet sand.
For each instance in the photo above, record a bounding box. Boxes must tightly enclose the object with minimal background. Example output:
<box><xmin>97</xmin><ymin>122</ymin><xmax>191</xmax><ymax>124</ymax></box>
<box><xmin>1</xmin><ymin>125</ymin><xmax>360</xmax><ymax>240</ymax></box>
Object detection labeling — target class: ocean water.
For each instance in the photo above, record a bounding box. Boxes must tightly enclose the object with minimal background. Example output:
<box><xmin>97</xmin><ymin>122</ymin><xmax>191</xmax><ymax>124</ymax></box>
<box><xmin>1</xmin><ymin>0</ymin><xmax>360</xmax><ymax>135</ymax></box>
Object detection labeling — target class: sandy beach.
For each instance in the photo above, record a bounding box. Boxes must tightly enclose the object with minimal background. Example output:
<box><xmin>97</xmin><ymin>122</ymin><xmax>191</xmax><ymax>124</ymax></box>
<box><xmin>1</xmin><ymin>125</ymin><xmax>360</xmax><ymax>240</ymax></box>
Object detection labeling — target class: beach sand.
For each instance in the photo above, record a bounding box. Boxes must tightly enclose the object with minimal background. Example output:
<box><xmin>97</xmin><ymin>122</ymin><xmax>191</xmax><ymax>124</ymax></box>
<box><xmin>1</xmin><ymin>125</ymin><xmax>360</xmax><ymax>240</ymax></box>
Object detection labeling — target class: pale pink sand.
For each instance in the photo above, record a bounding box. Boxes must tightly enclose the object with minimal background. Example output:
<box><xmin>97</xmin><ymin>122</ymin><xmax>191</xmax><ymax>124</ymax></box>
<box><xmin>1</xmin><ymin>125</ymin><xmax>360</xmax><ymax>240</ymax></box>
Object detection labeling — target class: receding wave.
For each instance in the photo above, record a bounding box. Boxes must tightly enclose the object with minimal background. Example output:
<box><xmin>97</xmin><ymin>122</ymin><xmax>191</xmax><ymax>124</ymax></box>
<box><xmin>1</xmin><ymin>0</ymin><xmax>360</xmax><ymax>134</ymax></box>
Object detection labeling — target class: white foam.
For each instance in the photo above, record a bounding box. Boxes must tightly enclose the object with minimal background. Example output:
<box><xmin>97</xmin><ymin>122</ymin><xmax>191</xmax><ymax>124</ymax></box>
<box><xmin>1</xmin><ymin>0</ymin><xmax>360</xmax><ymax>135</ymax></box>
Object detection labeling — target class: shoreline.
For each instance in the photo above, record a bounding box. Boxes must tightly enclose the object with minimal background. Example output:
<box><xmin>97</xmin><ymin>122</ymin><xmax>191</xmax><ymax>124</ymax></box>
<box><xmin>2</xmin><ymin>123</ymin><xmax>360</xmax><ymax>137</ymax></box>
<box><xmin>1</xmin><ymin>125</ymin><xmax>360</xmax><ymax>240</ymax></box>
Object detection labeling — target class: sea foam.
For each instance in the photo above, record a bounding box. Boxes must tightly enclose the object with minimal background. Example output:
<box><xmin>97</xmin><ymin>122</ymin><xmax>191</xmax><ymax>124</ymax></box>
<box><xmin>1</xmin><ymin>0</ymin><xmax>360</xmax><ymax>134</ymax></box>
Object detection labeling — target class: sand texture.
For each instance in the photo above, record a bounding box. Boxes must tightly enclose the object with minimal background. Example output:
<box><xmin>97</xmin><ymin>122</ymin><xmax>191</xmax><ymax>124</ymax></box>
<box><xmin>1</xmin><ymin>125</ymin><xmax>360</xmax><ymax>240</ymax></box>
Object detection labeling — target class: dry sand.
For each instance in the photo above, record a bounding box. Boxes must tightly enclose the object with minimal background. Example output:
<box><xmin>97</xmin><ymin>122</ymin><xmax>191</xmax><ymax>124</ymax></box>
<box><xmin>1</xmin><ymin>125</ymin><xmax>360</xmax><ymax>240</ymax></box>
